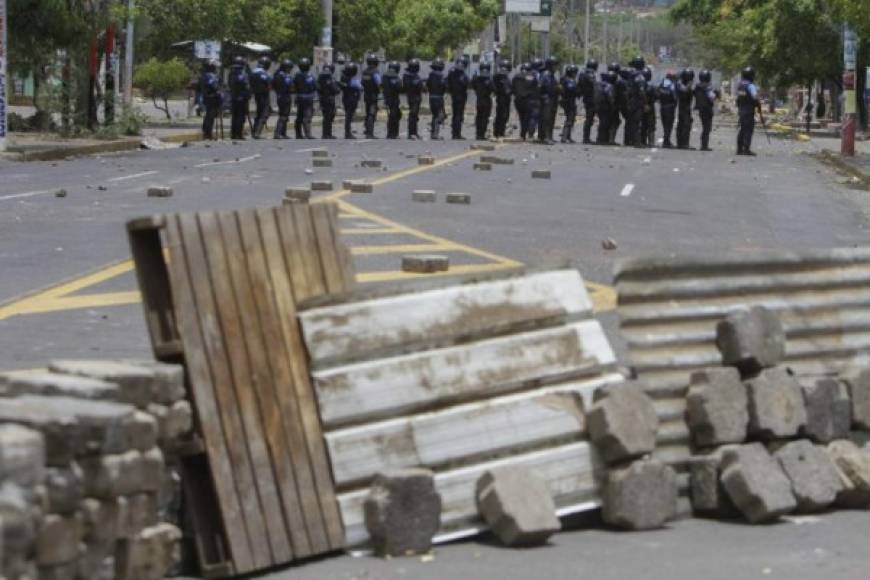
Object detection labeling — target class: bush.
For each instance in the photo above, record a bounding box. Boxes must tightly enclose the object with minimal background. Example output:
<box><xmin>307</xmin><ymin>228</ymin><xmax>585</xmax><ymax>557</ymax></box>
<box><xmin>134</xmin><ymin>58</ymin><xmax>191</xmax><ymax>120</ymax></box>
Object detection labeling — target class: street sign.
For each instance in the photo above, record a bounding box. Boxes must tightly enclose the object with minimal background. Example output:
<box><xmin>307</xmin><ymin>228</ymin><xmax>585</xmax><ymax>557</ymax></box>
<box><xmin>844</xmin><ymin>27</ymin><xmax>857</xmax><ymax>71</ymax></box>
<box><xmin>506</xmin><ymin>0</ymin><xmax>540</xmax><ymax>13</ymax></box>
<box><xmin>0</xmin><ymin>0</ymin><xmax>7</xmax><ymax>152</ymax></box>
<box><xmin>194</xmin><ymin>40</ymin><xmax>221</xmax><ymax>61</ymax></box>
<box><xmin>521</xmin><ymin>15</ymin><xmax>551</xmax><ymax>33</ymax></box>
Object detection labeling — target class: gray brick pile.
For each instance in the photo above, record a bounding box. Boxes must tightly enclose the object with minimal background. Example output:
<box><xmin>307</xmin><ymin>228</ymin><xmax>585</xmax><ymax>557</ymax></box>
<box><xmin>0</xmin><ymin>360</ymin><xmax>191</xmax><ymax>580</ymax></box>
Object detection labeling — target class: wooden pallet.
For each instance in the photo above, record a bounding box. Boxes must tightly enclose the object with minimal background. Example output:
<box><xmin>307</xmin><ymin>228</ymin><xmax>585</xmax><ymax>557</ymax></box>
<box><xmin>127</xmin><ymin>203</ymin><xmax>354</xmax><ymax>577</ymax></box>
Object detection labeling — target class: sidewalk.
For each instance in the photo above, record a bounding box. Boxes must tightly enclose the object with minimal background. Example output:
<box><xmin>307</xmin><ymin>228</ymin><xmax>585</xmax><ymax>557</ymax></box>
<box><xmin>808</xmin><ymin>132</ymin><xmax>870</xmax><ymax>186</ymax></box>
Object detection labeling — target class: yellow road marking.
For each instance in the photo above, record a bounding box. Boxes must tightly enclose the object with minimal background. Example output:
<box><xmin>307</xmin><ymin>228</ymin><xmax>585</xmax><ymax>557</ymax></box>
<box><xmin>340</xmin><ymin>227</ymin><xmax>403</xmax><ymax>235</ymax></box>
<box><xmin>586</xmin><ymin>282</ymin><xmax>618</xmax><ymax>314</ymax></box>
<box><xmin>351</xmin><ymin>244</ymin><xmax>453</xmax><ymax>256</ymax></box>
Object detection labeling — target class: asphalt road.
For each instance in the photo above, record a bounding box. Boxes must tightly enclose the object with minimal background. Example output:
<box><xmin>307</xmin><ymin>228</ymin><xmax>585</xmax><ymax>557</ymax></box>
<box><xmin>2</xmin><ymin>118</ymin><xmax>870</xmax><ymax>578</ymax></box>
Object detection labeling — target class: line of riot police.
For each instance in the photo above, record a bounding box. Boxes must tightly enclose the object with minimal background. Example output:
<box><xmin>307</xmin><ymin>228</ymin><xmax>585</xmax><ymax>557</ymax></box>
<box><xmin>200</xmin><ymin>53</ymin><xmax>747</xmax><ymax>152</ymax></box>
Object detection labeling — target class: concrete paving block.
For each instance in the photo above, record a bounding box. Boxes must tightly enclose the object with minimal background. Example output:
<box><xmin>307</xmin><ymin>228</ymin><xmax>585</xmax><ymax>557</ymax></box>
<box><xmin>716</xmin><ymin>306</ymin><xmax>786</xmax><ymax>376</ymax></box>
<box><xmin>473</xmin><ymin>162</ymin><xmax>492</xmax><ymax>171</ymax></box>
<box><xmin>445</xmin><ymin>193</ymin><xmax>471</xmax><ymax>204</ymax></box>
<box><xmin>118</xmin><ymin>360</ymin><xmax>185</xmax><ymax>405</ymax></box>
<box><xmin>418</xmin><ymin>155</ymin><xmax>436</xmax><ymax>166</ymax></box>
<box><xmin>0</xmin><ymin>424</ymin><xmax>46</xmax><ymax>487</ymax></box>
<box><xmin>401</xmin><ymin>255</ymin><xmax>450</xmax><ymax>274</ymax></box>
<box><xmin>720</xmin><ymin>443</ymin><xmax>797</xmax><ymax>523</ymax></box>
<box><xmin>115</xmin><ymin>523</ymin><xmax>182</xmax><ymax>580</ymax></box>
<box><xmin>841</xmin><ymin>367</ymin><xmax>870</xmax><ymax>429</ymax></box>
<box><xmin>532</xmin><ymin>169</ymin><xmax>551</xmax><ymax>179</ymax></box>
<box><xmin>44</xmin><ymin>462</ymin><xmax>84</xmax><ymax>515</ymax></box>
<box><xmin>350</xmin><ymin>181</ymin><xmax>374</xmax><ymax>193</ymax></box>
<box><xmin>686</xmin><ymin>367</ymin><xmax>749</xmax><ymax>448</ymax></box>
<box><xmin>36</xmin><ymin>512</ymin><xmax>83</xmax><ymax>566</ymax></box>
<box><xmin>475</xmin><ymin>466</ymin><xmax>560</xmax><ymax>546</ymax></box>
<box><xmin>412</xmin><ymin>190</ymin><xmax>437</xmax><ymax>203</ymax></box>
<box><xmin>77</xmin><ymin>547</ymin><xmax>115</xmax><ymax>580</ymax></box>
<box><xmin>116</xmin><ymin>493</ymin><xmax>159</xmax><ymax>540</ymax></box>
<box><xmin>773</xmin><ymin>439</ymin><xmax>843</xmax><ymax>513</ymax></box>
<box><xmin>0</xmin><ymin>371</ymin><xmax>120</xmax><ymax>402</ymax></box>
<box><xmin>146</xmin><ymin>186</ymin><xmax>173</xmax><ymax>198</ymax></box>
<box><xmin>746</xmin><ymin>367</ymin><xmax>807</xmax><ymax>440</ymax></box>
<box><xmin>54</xmin><ymin>189</ymin><xmax>68</xmax><ymax>198</ymax></box>
<box><xmin>361</xmin><ymin>159</ymin><xmax>383</xmax><ymax>168</ymax></box>
<box><xmin>311</xmin><ymin>148</ymin><xmax>329</xmax><ymax>158</ymax></box>
<box><xmin>38</xmin><ymin>561</ymin><xmax>80</xmax><ymax>580</ymax></box>
<box><xmin>139</xmin><ymin>447</ymin><xmax>165</xmax><ymax>493</ymax></box>
<box><xmin>800</xmin><ymin>377</ymin><xmax>851</xmax><ymax>443</ymax></box>
<box><xmin>364</xmin><ymin>469</ymin><xmax>441</xmax><ymax>557</ymax></box>
<box><xmin>826</xmin><ymin>439</ymin><xmax>870</xmax><ymax>508</ymax></box>
<box><xmin>688</xmin><ymin>448</ymin><xmax>740</xmax><ymax>517</ymax></box>
<box><xmin>480</xmin><ymin>155</ymin><xmax>514</xmax><ymax>165</ymax></box>
<box><xmin>49</xmin><ymin>360</ymin><xmax>155</xmax><ymax>409</ymax></box>
<box><xmin>313</xmin><ymin>158</ymin><xmax>333</xmax><ymax>168</ymax></box>
<box><xmin>603</xmin><ymin>458</ymin><xmax>678</xmax><ymax>530</ymax></box>
<box><xmin>587</xmin><ymin>382</ymin><xmax>658</xmax><ymax>466</ymax></box>
<box><xmin>148</xmin><ymin>401</ymin><xmax>193</xmax><ymax>445</ymax></box>
<box><xmin>0</xmin><ymin>481</ymin><xmax>38</xmax><ymax>554</ymax></box>
<box><xmin>81</xmin><ymin>497</ymin><xmax>120</xmax><ymax>545</ymax></box>
<box><xmin>80</xmin><ymin>451</ymin><xmax>143</xmax><ymax>498</ymax></box>
<box><xmin>471</xmin><ymin>143</ymin><xmax>496</xmax><ymax>151</ymax></box>
<box><xmin>311</xmin><ymin>180</ymin><xmax>334</xmax><ymax>191</ymax></box>
<box><xmin>283</xmin><ymin>187</ymin><xmax>312</xmax><ymax>204</ymax></box>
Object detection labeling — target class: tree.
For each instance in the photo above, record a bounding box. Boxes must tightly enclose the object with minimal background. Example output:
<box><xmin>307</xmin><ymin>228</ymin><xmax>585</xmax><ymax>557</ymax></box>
<box><xmin>134</xmin><ymin>58</ymin><xmax>192</xmax><ymax>120</ymax></box>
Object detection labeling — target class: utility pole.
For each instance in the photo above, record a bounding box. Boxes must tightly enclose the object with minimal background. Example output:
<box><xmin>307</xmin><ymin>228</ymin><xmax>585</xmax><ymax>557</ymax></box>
<box><xmin>842</xmin><ymin>25</ymin><xmax>857</xmax><ymax>156</ymax></box>
<box><xmin>315</xmin><ymin>0</ymin><xmax>333</xmax><ymax>70</ymax></box>
<box><xmin>584</xmin><ymin>0</ymin><xmax>591</xmax><ymax>64</ymax></box>
<box><xmin>0</xmin><ymin>0</ymin><xmax>7</xmax><ymax>152</ymax></box>
<box><xmin>602</xmin><ymin>13</ymin><xmax>608</xmax><ymax>66</ymax></box>
<box><xmin>123</xmin><ymin>0</ymin><xmax>134</xmax><ymax>106</ymax></box>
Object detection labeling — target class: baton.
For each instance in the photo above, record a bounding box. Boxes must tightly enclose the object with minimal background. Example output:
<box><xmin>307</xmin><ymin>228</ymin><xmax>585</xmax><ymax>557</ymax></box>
<box><xmin>756</xmin><ymin>103</ymin><xmax>772</xmax><ymax>144</ymax></box>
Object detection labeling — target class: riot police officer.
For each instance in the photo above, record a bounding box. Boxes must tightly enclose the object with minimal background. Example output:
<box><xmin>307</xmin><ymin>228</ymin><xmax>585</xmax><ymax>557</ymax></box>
<box><xmin>294</xmin><ymin>57</ymin><xmax>316</xmax><ymax>139</ymax></box>
<box><xmin>694</xmin><ymin>69</ymin><xmax>717</xmax><ymax>151</ymax></box>
<box><xmin>624</xmin><ymin>56</ymin><xmax>647</xmax><ymax>147</ymax></box>
<box><xmin>427</xmin><ymin>58</ymin><xmax>448</xmax><ymax>140</ymax></box>
<box><xmin>199</xmin><ymin>60</ymin><xmax>221</xmax><ymax>140</ymax></box>
<box><xmin>512</xmin><ymin>63</ymin><xmax>531</xmax><ymax>140</ymax></box>
<box><xmin>641</xmin><ymin>67</ymin><xmax>657</xmax><ymax>148</ymax></box>
<box><xmin>539</xmin><ymin>56</ymin><xmax>560</xmax><ymax>144</ymax></box>
<box><xmin>609</xmin><ymin>62</ymin><xmax>626</xmax><ymax>144</ymax></box>
<box><xmin>560</xmin><ymin>64</ymin><xmax>579</xmax><ymax>143</ymax></box>
<box><xmin>493</xmin><ymin>60</ymin><xmax>513</xmax><ymax>139</ymax></box>
<box><xmin>228</xmin><ymin>56</ymin><xmax>251</xmax><ymax>140</ymax></box>
<box><xmin>339</xmin><ymin>62</ymin><xmax>362</xmax><ymax>139</ymax></box>
<box><xmin>403</xmin><ymin>59</ymin><xmax>424</xmax><ymax>140</ymax></box>
<box><xmin>526</xmin><ymin>58</ymin><xmax>544</xmax><ymax>141</ymax></box>
<box><xmin>318</xmin><ymin>64</ymin><xmax>341</xmax><ymax>139</ymax></box>
<box><xmin>250</xmin><ymin>56</ymin><xmax>272</xmax><ymax>138</ymax></box>
<box><xmin>447</xmin><ymin>58</ymin><xmax>470</xmax><ymax>140</ymax></box>
<box><xmin>736</xmin><ymin>67</ymin><xmax>759</xmax><ymax>155</ymax></box>
<box><xmin>383</xmin><ymin>61</ymin><xmax>403</xmax><ymax>139</ymax></box>
<box><xmin>658</xmin><ymin>70</ymin><xmax>677</xmax><ymax>148</ymax></box>
<box><xmin>596</xmin><ymin>71</ymin><xmax>616</xmax><ymax>145</ymax></box>
<box><xmin>676</xmin><ymin>68</ymin><xmax>695</xmax><ymax>149</ymax></box>
<box><xmin>272</xmin><ymin>59</ymin><xmax>294</xmax><ymax>139</ymax></box>
<box><xmin>361</xmin><ymin>54</ymin><xmax>382</xmax><ymax>139</ymax></box>
<box><xmin>472</xmin><ymin>62</ymin><xmax>495</xmax><ymax>140</ymax></box>
<box><xmin>579</xmin><ymin>59</ymin><xmax>599</xmax><ymax>144</ymax></box>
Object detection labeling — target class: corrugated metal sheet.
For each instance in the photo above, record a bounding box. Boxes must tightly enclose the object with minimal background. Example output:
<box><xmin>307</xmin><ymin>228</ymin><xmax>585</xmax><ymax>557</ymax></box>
<box><xmin>615</xmin><ymin>248</ymin><xmax>870</xmax><ymax>468</ymax></box>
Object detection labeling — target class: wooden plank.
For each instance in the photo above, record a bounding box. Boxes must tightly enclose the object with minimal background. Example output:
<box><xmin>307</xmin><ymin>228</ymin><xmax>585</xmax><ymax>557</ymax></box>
<box><xmin>176</xmin><ymin>213</ymin><xmax>272</xmax><ymax>571</ymax></box>
<box><xmin>203</xmin><ymin>211</ymin><xmax>295</xmax><ymax>562</ymax></box>
<box><xmin>285</xmin><ymin>204</ymin><xmax>327</xmax><ymax>303</ymax></box>
<box><xmin>257</xmin><ymin>208</ymin><xmax>346</xmax><ymax>551</ymax></box>
<box><xmin>326</xmin><ymin>373</ymin><xmax>623</xmax><ymax>488</ymax></box>
<box><xmin>233</xmin><ymin>209</ymin><xmax>320</xmax><ymax>556</ymax></box>
<box><xmin>337</xmin><ymin>441</ymin><xmax>603</xmax><ymax>546</ymax></box>
<box><xmin>313</xmin><ymin>319</ymin><xmax>616</xmax><ymax>428</ymax></box>
<box><xmin>180</xmin><ymin>452</ymin><xmax>233</xmax><ymax>577</ymax></box>
<box><xmin>310</xmin><ymin>203</ymin><xmax>346</xmax><ymax>295</ymax></box>
<box><xmin>163</xmin><ymin>216</ymin><xmax>255</xmax><ymax>572</ymax></box>
<box><xmin>300</xmin><ymin>270</ymin><xmax>592</xmax><ymax>367</ymax></box>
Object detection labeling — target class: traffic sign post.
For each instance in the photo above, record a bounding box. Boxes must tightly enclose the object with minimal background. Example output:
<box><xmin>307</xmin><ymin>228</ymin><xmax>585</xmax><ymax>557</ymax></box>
<box><xmin>0</xmin><ymin>0</ymin><xmax>7</xmax><ymax>152</ymax></box>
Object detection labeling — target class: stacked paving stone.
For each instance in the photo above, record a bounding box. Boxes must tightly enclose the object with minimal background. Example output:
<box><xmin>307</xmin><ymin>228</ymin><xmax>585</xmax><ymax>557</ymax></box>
<box><xmin>686</xmin><ymin>306</ymin><xmax>870</xmax><ymax>523</ymax></box>
<box><xmin>0</xmin><ymin>360</ymin><xmax>191</xmax><ymax>580</ymax></box>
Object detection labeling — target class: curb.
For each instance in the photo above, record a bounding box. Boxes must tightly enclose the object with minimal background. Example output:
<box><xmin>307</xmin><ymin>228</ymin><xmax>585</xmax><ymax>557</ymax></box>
<box><xmin>7</xmin><ymin>132</ymin><xmax>202</xmax><ymax>162</ymax></box>
<box><xmin>814</xmin><ymin>150</ymin><xmax>870</xmax><ymax>187</ymax></box>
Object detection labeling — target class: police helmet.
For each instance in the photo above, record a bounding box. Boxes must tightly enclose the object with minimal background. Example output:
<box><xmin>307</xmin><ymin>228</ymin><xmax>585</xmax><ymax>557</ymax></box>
<box><xmin>586</xmin><ymin>58</ymin><xmax>599</xmax><ymax>71</ymax></box>
<box><xmin>629</xmin><ymin>55</ymin><xmax>645</xmax><ymax>70</ymax></box>
<box><xmin>258</xmin><ymin>56</ymin><xmax>271</xmax><ymax>69</ymax></box>
<box><xmin>431</xmin><ymin>58</ymin><xmax>445</xmax><ymax>71</ymax></box>
<box><xmin>205</xmin><ymin>60</ymin><xmax>218</xmax><ymax>73</ymax></box>
<box><xmin>280</xmin><ymin>59</ymin><xmax>294</xmax><ymax>72</ymax></box>
<box><xmin>366</xmin><ymin>54</ymin><xmax>380</xmax><ymax>67</ymax></box>
<box><xmin>408</xmin><ymin>58</ymin><xmax>421</xmax><ymax>73</ymax></box>
<box><xmin>344</xmin><ymin>62</ymin><xmax>358</xmax><ymax>76</ymax></box>
<box><xmin>388</xmin><ymin>61</ymin><xmax>400</xmax><ymax>73</ymax></box>
<box><xmin>545</xmin><ymin>56</ymin><xmax>559</xmax><ymax>69</ymax></box>
<box><xmin>741</xmin><ymin>66</ymin><xmax>755</xmax><ymax>81</ymax></box>
<box><xmin>298</xmin><ymin>57</ymin><xmax>311</xmax><ymax>72</ymax></box>
<box><xmin>232</xmin><ymin>56</ymin><xmax>245</xmax><ymax>68</ymax></box>
<box><xmin>454</xmin><ymin>58</ymin><xmax>466</xmax><ymax>71</ymax></box>
<box><xmin>321</xmin><ymin>64</ymin><xmax>334</xmax><ymax>75</ymax></box>
<box><xmin>499</xmin><ymin>59</ymin><xmax>513</xmax><ymax>72</ymax></box>
<box><xmin>531</xmin><ymin>57</ymin><xmax>544</xmax><ymax>71</ymax></box>
<box><xmin>679</xmin><ymin>68</ymin><xmax>692</xmax><ymax>82</ymax></box>
<box><xmin>698</xmin><ymin>69</ymin><xmax>711</xmax><ymax>83</ymax></box>
<box><xmin>520</xmin><ymin>62</ymin><xmax>531</xmax><ymax>72</ymax></box>
<box><xmin>565</xmin><ymin>64</ymin><xmax>579</xmax><ymax>76</ymax></box>
<box><xmin>643</xmin><ymin>66</ymin><xmax>652</xmax><ymax>82</ymax></box>
<box><xmin>479</xmin><ymin>62</ymin><xmax>492</xmax><ymax>72</ymax></box>
<box><xmin>608</xmin><ymin>62</ymin><xmax>621</xmax><ymax>73</ymax></box>
<box><xmin>461</xmin><ymin>54</ymin><xmax>471</xmax><ymax>68</ymax></box>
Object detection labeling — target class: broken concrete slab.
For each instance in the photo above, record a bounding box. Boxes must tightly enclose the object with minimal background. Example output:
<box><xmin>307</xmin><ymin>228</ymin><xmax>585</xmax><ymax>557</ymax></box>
<box><xmin>311</xmin><ymin>181</ymin><xmax>334</xmax><ymax>192</ymax></box>
<box><xmin>0</xmin><ymin>424</ymin><xmax>46</xmax><ymax>486</ymax></box>
<box><xmin>48</xmin><ymin>360</ymin><xmax>155</xmax><ymax>409</ymax></box>
<box><xmin>80</xmin><ymin>450</ymin><xmax>144</xmax><ymax>498</ymax></box>
<box><xmin>36</xmin><ymin>511</ymin><xmax>83</xmax><ymax>566</ymax></box>
<box><xmin>402</xmin><ymin>255</ymin><xmax>449</xmax><ymax>274</ymax></box>
<box><xmin>146</xmin><ymin>186</ymin><xmax>173</xmax><ymax>198</ymax></box>
<box><xmin>473</xmin><ymin>162</ymin><xmax>492</xmax><ymax>171</ymax></box>
<box><xmin>826</xmin><ymin>439</ymin><xmax>870</xmax><ymax>508</ymax></box>
<box><xmin>119</xmin><ymin>360</ymin><xmax>185</xmax><ymax>405</ymax></box>
<box><xmin>475</xmin><ymin>466</ymin><xmax>560</xmax><ymax>546</ymax></box>
<box><xmin>0</xmin><ymin>371</ymin><xmax>120</xmax><ymax>402</ymax></box>
<box><xmin>480</xmin><ymin>155</ymin><xmax>514</xmax><ymax>165</ymax></box>
<box><xmin>364</xmin><ymin>469</ymin><xmax>441</xmax><ymax>557</ymax></box>
<box><xmin>81</xmin><ymin>497</ymin><xmax>120</xmax><ymax>545</ymax></box>
<box><xmin>112</xmin><ymin>411</ymin><xmax>158</xmax><ymax>453</ymax></box>
<box><xmin>773</xmin><ymin>439</ymin><xmax>842</xmax><ymax>513</ymax></box>
<box><xmin>715</xmin><ymin>306</ymin><xmax>786</xmax><ymax>376</ymax></box>
<box><xmin>115</xmin><ymin>523</ymin><xmax>182</xmax><ymax>580</ymax></box>
<box><xmin>412</xmin><ymin>190</ymin><xmax>437</xmax><ymax>203</ymax></box>
<box><xmin>841</xmin><ymin>367</ymin><xmax>870</xmax><ymax>429</ymax></box>
<box><xmin>45</xmin><ymin>462</ymin><xmax>85</xmax><ymax>515</ymax></box>
<box><xmin>350</xmin><ymin>182</ymin><xmax>374</xmax><ymax>193</ymax></box>
<box><xmin>745</xmin><ymin>367</ymin><xmax>807</xmax><ymax>440</ymax></box>
<box><xmin>587</xmin><ymin>382</ymin><xmax>658</xmax><ymax>465</ymax></box>
<box><xmin>445</xmin><ymin>193</ymin><xmax>471</xmax><ymax>205</ymax></box>
<box><xmin>800</xmin><ymin>377</ymin><xmax>851</xmax><ymax>443</ymax></box>
<box><xmin>686</xmin><ymin>367</ymin><xmax>748</xmax><ymax>448</ymax></box>
<box><xmin>116</xmin><ymin>493</ymin><xmax>159</xmax><ymax>540</ymax></box>
<box><xmin>720</xmin><ymin>443</ymin><xmax>797</xmax><ymax>523</ymax></box>
<box><xmin>531</xmin><ymin>169</ymin><xmax>551</xmax><ymax>179</ymax></box>
<box><xmin>148</xmin><ymin>401</ymin><xmax>193</xmax><ymax>445</ymax></box>
<box><xmin>284</xmin><ymin>187</ymin><xmax>312</xmax><ymax>204</ymax></box>
<box><xmin>603</xmin><ymin>458</ymin><xmax>678</xmax><ymax>530</ymax></box>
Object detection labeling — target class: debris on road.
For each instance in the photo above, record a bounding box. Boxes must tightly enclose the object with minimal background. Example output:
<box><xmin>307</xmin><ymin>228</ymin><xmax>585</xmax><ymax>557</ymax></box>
<box><xmin>364</xmin><ymin>469</ymin><xmax>442</xmax><ymax>557</ymax></box>
<box><xmin>476</xmin><ymin>467</ymin><xmax>561</xmax><ymax>546</ymax></box>
<box><xmin>311</xmin><ymin>148</ymin><xmax>329</xmax><ymax>158</ymax></box>
<box><xmin>54</xmin><ymin>189</ymin><xmax>67</xmax><ymax>198</ymax></box>
<box><xmin>412</xmin><ymin>190</ymin><xmax>437</xmax><ymax>203</ymax></box>
<box><xmin>532</xmin><ymin>169</ymin><xmax>551</xmax><ymax>179</ymax></box>
<box><xmin>471</xmin><ymin>143</ymin><xmax>496</xmax><ymax>152</ymax></box>
<box><xmin>401</xmin><ymin>255</ymin><xmax>450</xmax><ymax>273</ymax></box>
<box><xmin>284</xmin><ymin>187</ymin><xmax>312</xmax><ymax>204</ymax></box>
<box><xmin>601</xmin><ymin>238</ymin><xmax>618</xmax><ymax>250</ymax></box>
<box><xmin>474</xmin><ymin>162</ymin><xmax>492</xmax><ymax>171</ymax></box>
<box><xmin>312</xmin><ymin>180</ymin><xmax>334</xmax><ymax>191</ymax></box>
<box><xmin>313</xmin><ymin>158</ymin><xmax>333</xmax><ymax>168</ymax></box>
<box><xmin>773</xmin><ymin>439</ymin><xmax>842</xmax><ymax>513</ymax></box>
<box><xmin>603</xmin><ymin>458</ymin><xmax>678</xmax><ymax>530</ymax></box>
<box><xmin>687</xmin><ymin>368</ymin><xmax>749</xmax><ymax>448</ymax></box>
<box><xmin>146</xmin><ymin>186</ymin><xmax>173</xmax><ymax>198</ymax></box>
<box><xmin>350</xmin><ymin>181</ymin><xmax>374</xmax><ymax>193</ymax></box>
<box><xmin>445</xmin><ymin>193</ymin><xmax>471</xmax><ymax>205</ymax></box>
<box><xmin>716</xmin><ymin>307</ymin><xmax>786</xmax><ymax>377</ymax></box>
<box><xmin>720</xmin><ymin>443</ymin><xmax>797</xmax><ymax>523</ymax></box>
<box><xmin>480</xmin><ymin>155</ymin><xmax>514</xmax><ymax>165</ymax></box>
<box><xmin>587</xmin><ymin>382</ymin><xmax>659</xmax><ymax>465</ymax></box>
<box><xmin>418</xmin><ymin>155</ymin><xmax>435</xmax><ymax>166</ymax></box>
<box><xmin>361</xmin><ymin>159</ymin><xmax>383</xmax><ymax>168</ymax></box>
<box><xmin>745</xmin><ymin>367</ymin><xmax>807</xmax><ymax>440</ymax></box>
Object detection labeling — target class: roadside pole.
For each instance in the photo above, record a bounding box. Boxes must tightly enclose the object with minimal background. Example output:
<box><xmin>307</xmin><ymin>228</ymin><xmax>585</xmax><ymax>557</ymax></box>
<box><xmin>124</xmin><ymin>0</ymin><xmax>134</xmax><ymax>106</ymax></box>
<box><xmin>584</xmin><ymin>0</ymin><xmax>591</xmax><ymax>64</ymax></box>
<box><xmin>315</xmin><ymin>0</ymin><xmax>334</xmax><ymax>70</ymax></box>
<box><xmin>842</xmin><ymin>25</ymin><xmax>857</xmax><ymax>156</ymax></box>
<box><xmin>0</xmin><ymin>0</ymin><xmax>7</xmax><ymax>152</ymax></box>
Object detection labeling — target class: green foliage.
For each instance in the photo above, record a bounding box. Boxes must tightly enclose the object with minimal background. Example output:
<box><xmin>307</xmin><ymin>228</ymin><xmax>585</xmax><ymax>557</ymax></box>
<box><xmin>134</xmin><ymin>58</ymin><xmax>192</xmax><ymax>120</ymax></box>
<box><xmin>117</xmin><ymin>105</ymin><xmax>150</xmax><ymax>136</ymax></box>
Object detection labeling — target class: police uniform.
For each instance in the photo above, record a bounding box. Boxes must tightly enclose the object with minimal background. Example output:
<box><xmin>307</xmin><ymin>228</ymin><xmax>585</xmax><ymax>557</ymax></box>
<box><xmin>317</xmin><ymin>66</ymin><xmax>341</xmax><ymax>139</ymax></box>
<box><xmin>472</xmin><ymin>65</ymin><xmax>495</xmax><ymax>140</ymax></box>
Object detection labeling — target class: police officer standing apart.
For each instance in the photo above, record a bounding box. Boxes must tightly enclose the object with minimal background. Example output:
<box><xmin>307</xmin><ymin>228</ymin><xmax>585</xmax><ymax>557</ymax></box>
<box><xmin>228</xmin><ymin>56</ymin><xmax>251</xmax><ymax>140</ymax></box>
<box><xmin>199</xmin><ymin>60</ymin><xmax>221</xmax><ymax>140</ymax></box>
<box><xmin>693</xmin><ymin>69</ymin><xmax>718</xmax><ymax>151</ymax></box>
<box><xmin>641</xmin><ymin>66</ymin><xmax>657</xmax><ymax>148</ymax></box>
<box><xmin>447</xmin><ymin>57</ymin><xmax>470</xmax><ymax>140</ymax></box>
<box><xmin>472</xmin><ymin>62</ymin><xmax>494</xmax><ymax>140</ymax></box>
<box><xmin>658</xmin><ymin>70</ymin><xmax>677</xmax><ymax>148</ymax></box>
<box><xmin>294</xmin><ymin>57</ymin><xmax>316</xmax><ymax>139</ymax></box>
<box><xmin>427</xmin><ymin>58</ymin><xmax>448</xmax><ymax>140</ymax></box>
<box><xmin>560</xmin><ymin>64</ymin><xmax>579</xmax><ymax>143</ymax></box>
<box><xmin>383</xmin><ymin>61</ymin><xmax>403</xmax><ymax>139</ymax></box>
<box><xmin>493</xmin><ymin>60</ymin><xmax>513</xmax><ymax>139</ymax></box>
<box><xmin>272</xmin><ymin>59</ymin><xmax>294</xmax><ymax>139</ymax></box>
<box><xmin>250</xmin><ymin>56</ymin><xmax>272</xmax><ymax>138</ymax></box>
<box><xmin>736</xmin><ymin>67</ymin><xmax>759</xmax><ymax>155</ymax></box>
<box><xmin>317</xmin><ymin>64</ymin><xmax>341</xmax><ymax>139</ymax></box>
<box><xmin>339</xmin><ymin>62</ymin><xmax>362</xmax><ymax>139</ymax></box>
<box><xmin>361</xmin><ymin>54</ymin><xmax>382</xmax><ymax>139</ymax></box>
<box><xmin>512</xmin><ymin>63</ymin><xmax>531</xmax><ymax>140</ymax></box>
<box><xmin>579</xmin><ymin>59</ymin><xmax>598</xmax><ymax>145</ymax></box>
<box><xmin>676</xmin><ymin>68</ymin><xmax>695</xmax><ymax>149</ymax></box>
<box><xmin>539</xmin><ymin>56</ymin><xmax>559</xmax><ymax>145</ymax></box>
<box><xmin>403</xmin><ymin>59</ymin><xmax>424</xmax><ymax>140</ymax></box>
